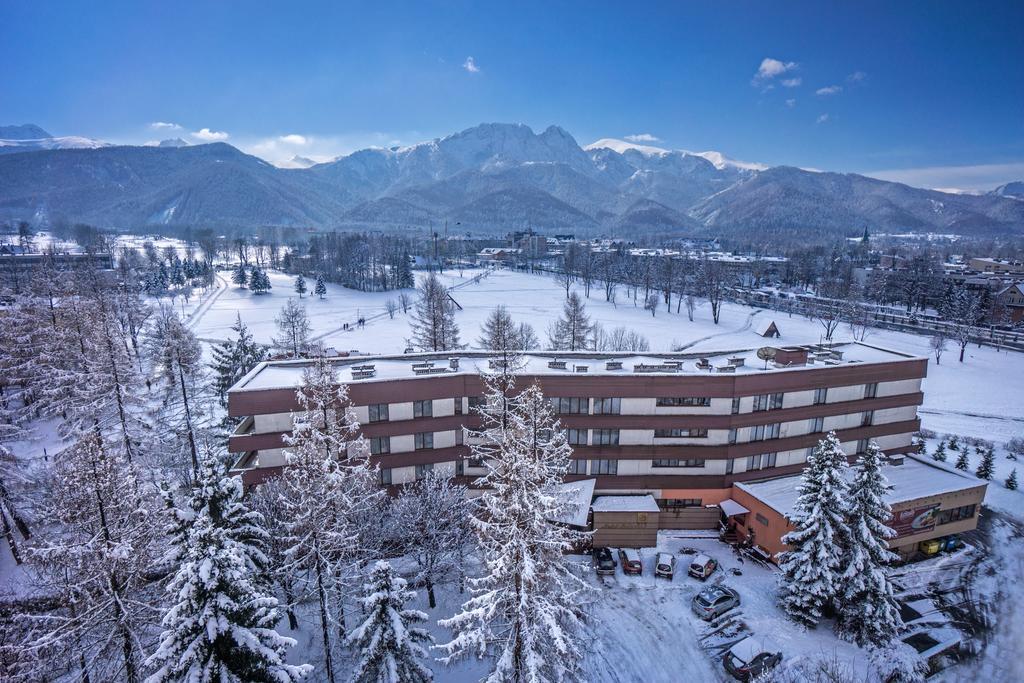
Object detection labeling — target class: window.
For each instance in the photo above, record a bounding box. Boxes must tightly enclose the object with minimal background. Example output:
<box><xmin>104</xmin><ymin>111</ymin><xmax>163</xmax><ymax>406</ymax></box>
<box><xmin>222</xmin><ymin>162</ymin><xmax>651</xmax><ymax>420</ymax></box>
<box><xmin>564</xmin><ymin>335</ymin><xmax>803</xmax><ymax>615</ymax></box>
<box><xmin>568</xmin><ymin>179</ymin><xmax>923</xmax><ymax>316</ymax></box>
<box><xmin>592</xmin><ymin>429</ymin><xmax>619</xmax><ymax>446</ymax></box>
<box><xmin>568</xmin><ymin>459</ymin><xmax>587</xmax><ymax>475</ymax></box>
<box><xmin>810</xmin><ymin>416</ymin><xmax>825</xmax><ymax>433</ymax></box>
<box><xmin>369</xmin><ymin>436</ymin><xmax>390</xmax><ymax>455</ymax></box>
<box><xmin>656</xmin><ymin>397</ymin><xmax>711</xmax><ymax>407</ymax></box>
<box><xmin>751</xmin><ymin>423</ymin><xmax>780</xmax><ymax>441</ymax></box>
<box><xmin>814</xmin><ymin>387</ymin><xmax>828</xmax><ymax>405</ymax></box>
<box><xmin>415</xmin><ymin>432</ymin><xmax>433</xmax><ymax>450</ymax></box>
<box><xmin>755</xmin><ymin>513</ymin><xmax>769</xmax><ymax>526</ymax></box>
<box><xmin>455</xmin><ymin>459</ymin><xmax>464</xmax><ymax>476</ymax></box>
<box><xmin>415</xmin><ymin>463</ymin><xmax>433</xmax><ymax>480</ymax></box>
<box><xmin>593</xmin><ymin>397</ymin><xmax>621</xmax><ymax>415</ymax></box>
<box><xmin>864</xmin><ymin>382</ymin><xmax>878</xmax><ymax>399</ymax></box>
<box><xmin>753</xmin><ymin>394</ymin><xmax>769</xmax><ymax>412</ymax></box>
<box><xmin>652</xmin><ymin>458</ymin><xmax>705</xmax><ymax>468</ymax></box>
<box><xmin>746</xmin><ymin>452</ymin><xmax>778</xmax><ymax>471</ymax></box>
<box><xmin>455</xmin><ymin>428</ymin><xmax>464</xmax><ymax>445</ymax></box>
<box><xmin>368</xmin><ymin>403</ymin><xmax>389</xmax><ymax>423</ymax></box>
<box><xmin>653</xmin><ymin>428</ymin><xmax>709</xmax><ymax>438</ymax></box>
<box><xmin>565</xmin><ymin>428</ymin><xmax>588</xmax><ymax>446</ymax></box>
<box><xmin>589</xmin><ymin>459</ymin><xmax>618</xmax><ymax>475</ymax></box>
<box><xmin>658</xmin><ymin>498</ymin><xmax>702</xmax><ymax>508</ymax></box>
<box><xmin>856</xmin><ymin>438</ymin><xmax>868</xmax><ymax>454</ymax></box>
<box><xmin>468</xmin><ymin>396</ymin><xmax>486</xmax><ymax>410</ymax></box>
<box><xmin>454</xmin><ymin>398</ymin><xmax>463</xmax><ymax>415</ymax></box>
<box><xmin>725</xmin><ymin>458</ymin><xmax>734</xmax><ymax>475</ymax></box>
<box><xmin>414</xmin><ymin>400</ymin><xmax>433</xmax><ymax>418</ymax></box>
<box><xmin>728</xmin><ymin>428</ymin><xmax>737</xmax><ymax>445</ymax></box>
<box><xmin>770</xmin><ymin>392</ymin><xmax>784</xmax><ymax>410</ymax></box>
<box><xmin>731</xmin><ymin>397</ymin><xmax>741</xmax><ymax>414</ymax></box>
<box><xmin>552</xmin><ymin>397</ymin><xmax>589</xmax><ymax>414</ymax></box>
<box><xmin>861</xmin><ymin>410</ymin><xmax>874</xmax><ymax>427</ymax></box>
<box><xmin>379</xmin><ymin>468</ymin><xmax>392</xmax><ymax>485</ymax></box>
<box><xmin>937</xmin><ymin>504</ymin><xmax>976</xmax><ymax>525</ymax></box>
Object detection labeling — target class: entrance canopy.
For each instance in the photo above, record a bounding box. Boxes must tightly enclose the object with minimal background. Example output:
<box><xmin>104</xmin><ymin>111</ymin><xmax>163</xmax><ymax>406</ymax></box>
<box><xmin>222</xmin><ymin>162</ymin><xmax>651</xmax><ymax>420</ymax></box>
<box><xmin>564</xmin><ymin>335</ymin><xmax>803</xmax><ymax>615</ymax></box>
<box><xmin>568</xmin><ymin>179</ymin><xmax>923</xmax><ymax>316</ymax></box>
<box><xmin>719</xmin><ymin>499</ymin><xmax>750</xmax><ymax>518</ymax></box>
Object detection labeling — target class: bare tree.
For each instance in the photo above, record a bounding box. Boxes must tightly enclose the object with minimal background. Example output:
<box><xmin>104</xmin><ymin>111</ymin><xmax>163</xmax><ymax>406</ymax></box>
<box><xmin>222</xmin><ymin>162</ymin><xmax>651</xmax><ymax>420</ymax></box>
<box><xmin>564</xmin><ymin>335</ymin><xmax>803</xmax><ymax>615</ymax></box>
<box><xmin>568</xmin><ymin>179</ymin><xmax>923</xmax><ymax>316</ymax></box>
<box><xmin>547</xmin><ymin>292</ymin><xmax>592</xmax><ymax>351</ymax></box>
<box><xmin>273</xmin><ymin>298</ymin><xmax>312</xmax><ymax>359</ymax></box>
<box><xmin>698</xmin><ymin>258</ymin><xmax>729</xmax><ymax>325</ymax></box>
<box><xmin>399</xmin><ymin>291</ymin><xmax>412</xmax><ymax>314</ymax></box>
<box><xmin>930</xmin><ymin>333</ymin><xmax>947</xmax><ymax>365</ymax></box>
<box><xmin>385</xmin><ymin>298</ymin><xmax>398</xmax><ymax>319</ymax></box>
<box><xmin>941</xmin><ymin>285</ymin><xmax>981</xmax><ymax>362</ymax></box>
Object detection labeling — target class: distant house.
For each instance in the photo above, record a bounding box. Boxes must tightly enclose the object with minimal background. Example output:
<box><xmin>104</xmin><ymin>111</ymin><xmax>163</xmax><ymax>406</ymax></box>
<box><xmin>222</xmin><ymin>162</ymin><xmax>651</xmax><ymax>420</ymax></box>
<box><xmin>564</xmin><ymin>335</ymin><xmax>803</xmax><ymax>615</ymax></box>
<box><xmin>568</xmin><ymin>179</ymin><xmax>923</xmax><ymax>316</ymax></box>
<box><xmin>994</xmin><ymin>282</ymin><xmax>1024</xmax><ymax>323</ymax></box>
<box><xmin>755</xmin><ymin>320</ymin><xmax>781</xmax><ymax>338</ymax></box>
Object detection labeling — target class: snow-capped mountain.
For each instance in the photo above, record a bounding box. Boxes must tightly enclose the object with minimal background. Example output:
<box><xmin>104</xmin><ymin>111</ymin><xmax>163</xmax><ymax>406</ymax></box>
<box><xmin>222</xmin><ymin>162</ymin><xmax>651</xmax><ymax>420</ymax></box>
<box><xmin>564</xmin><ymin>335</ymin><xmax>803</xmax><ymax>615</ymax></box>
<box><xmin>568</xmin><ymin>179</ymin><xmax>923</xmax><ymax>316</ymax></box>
<box><xmin>991</xmin><ymin>181</ymin><xmax>1024</xmax><ymax>200</ymax></box>
<box><xmin>0</xmin><ymin>122</ymin><xmax>1021</xmax><ymax>236</ymax></box>
<box><xmin>0</xmin><ymin>123</ymin><xmax>109</xmax><ymax>155</ymax></box>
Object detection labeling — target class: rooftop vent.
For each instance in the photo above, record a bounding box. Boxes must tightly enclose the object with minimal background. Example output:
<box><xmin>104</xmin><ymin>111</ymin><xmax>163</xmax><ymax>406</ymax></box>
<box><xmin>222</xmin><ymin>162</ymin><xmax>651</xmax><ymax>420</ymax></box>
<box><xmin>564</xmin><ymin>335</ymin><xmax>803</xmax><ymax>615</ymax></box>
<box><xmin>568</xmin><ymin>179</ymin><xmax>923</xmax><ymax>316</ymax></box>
<box><xmin>548</xmin><ymin>359</ymin><xmax>567</xmax><ymax>369</ymax></box>
<box><xmin>728</xmin><ymin>356</ymin><xmax>745</xmax><ymax>367</ymax></box>
<box><xmin>574</xmin><ymin>364</ymin><xmax>589</xmax><ymax>373</ymax></box>
<box><xmin>605</xmin><ymin>360</ymin><xmax>623</xmax><ymax>371</ymax></box>
<box><xmin>351</xmin><ymin>364</ymin><xmax>376</xmax><ymax>379</ymax></box>
<box><xmin>714</xmin><ymin>364</ymin><xmax>736</xmax><ymax>373</ymax></box>
<box><xmin>634</xmin><ymin>363</ymin><xmax>681</xmax><ymax>373</ymax></box>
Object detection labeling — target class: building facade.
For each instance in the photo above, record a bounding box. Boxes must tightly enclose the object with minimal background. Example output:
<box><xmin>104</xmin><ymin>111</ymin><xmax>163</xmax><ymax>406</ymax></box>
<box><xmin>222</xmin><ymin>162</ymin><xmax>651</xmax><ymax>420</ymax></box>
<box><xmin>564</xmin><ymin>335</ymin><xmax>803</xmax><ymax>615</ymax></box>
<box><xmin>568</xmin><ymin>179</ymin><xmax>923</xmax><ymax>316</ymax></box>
<box><xmin>228</xmin><ymin>343</ymin><xmax>926</xmax><ymax>527</ymax></box>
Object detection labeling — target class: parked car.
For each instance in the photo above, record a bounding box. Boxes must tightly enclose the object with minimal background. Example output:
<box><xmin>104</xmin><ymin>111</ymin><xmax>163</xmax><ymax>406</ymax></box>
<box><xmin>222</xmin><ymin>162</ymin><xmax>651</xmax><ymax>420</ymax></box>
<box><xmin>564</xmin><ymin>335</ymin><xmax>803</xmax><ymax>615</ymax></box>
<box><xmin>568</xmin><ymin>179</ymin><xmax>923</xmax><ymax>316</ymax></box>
<box><xmin>688</xmin><ymin>553</ymin><xmax>718</xmax><ymax>580</ymax></box>
<box><xmin>618</xmin><ymin>548</ymin><xmax>643</xmax><ymax>575</ymax></box>
<box><xmin>691</xmin><ymin>585</ymin><xmax>740</xmax><ymax>620</ymax></box>
<box><xmin>654</xmin><ymin>552</ymin><xmax>676</xmax><ymax>579</ymax></box>
<box><xmin>593</xmin><ymin>547</ymin><xmax>616</xmax><ymax>575</ymax></box>
<box><xmin>723</xmin><ymin>636</ymin><xmax>783</xmax><ymax>680</ymax></box>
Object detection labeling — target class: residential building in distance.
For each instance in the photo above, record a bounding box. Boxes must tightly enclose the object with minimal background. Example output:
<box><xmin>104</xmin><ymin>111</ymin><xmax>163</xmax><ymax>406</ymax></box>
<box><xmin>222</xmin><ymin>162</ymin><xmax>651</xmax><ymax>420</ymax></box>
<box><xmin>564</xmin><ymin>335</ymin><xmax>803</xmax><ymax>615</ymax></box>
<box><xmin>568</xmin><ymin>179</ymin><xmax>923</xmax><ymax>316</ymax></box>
<box><xmin>968</xmin><ymin>257</ymin><xmax>1024</xmax><ymax>276</ymax></box>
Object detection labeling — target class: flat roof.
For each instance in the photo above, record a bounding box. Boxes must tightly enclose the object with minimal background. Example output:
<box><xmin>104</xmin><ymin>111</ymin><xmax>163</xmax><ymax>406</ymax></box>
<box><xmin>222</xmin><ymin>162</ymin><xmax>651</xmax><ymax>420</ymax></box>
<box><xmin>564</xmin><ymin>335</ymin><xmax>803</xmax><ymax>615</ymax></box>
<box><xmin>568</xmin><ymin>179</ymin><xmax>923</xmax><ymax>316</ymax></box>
<box><xmin>736</xmin><ymin>454</ymin><xmax>984</xmax><ymax>517</ymax></box>
<box><xmin>230</xmin><ymin>342</ymin><xmax>923</xmax><ymax>393</ymax></box>
<box><xmin>592</xmin><ymin>494</ymin><xmax>660</xmax><ymax>513</ymax></box>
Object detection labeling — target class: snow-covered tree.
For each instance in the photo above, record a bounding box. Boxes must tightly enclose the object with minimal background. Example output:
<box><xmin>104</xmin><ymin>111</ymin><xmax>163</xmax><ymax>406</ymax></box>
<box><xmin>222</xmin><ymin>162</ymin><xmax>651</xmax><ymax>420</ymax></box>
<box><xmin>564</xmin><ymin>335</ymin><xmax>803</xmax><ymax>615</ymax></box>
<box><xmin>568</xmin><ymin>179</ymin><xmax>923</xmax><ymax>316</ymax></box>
<box><xmin>25</xmin><ymin>432</ymin><xmax>160</xmax><ymax>683</ymax></box>
<box><xmin>976</xmin><ymin>446</ymin><xmax>995</xmax><ymax>480</ymax></box>
<box><xmin>279</xmin><ymin>356</ymin><xmax>383</xmax><ymax>683</ymax></box>
<box><xmin>211</xmin><ymin>313</ymin><xmax>268</xmax><ymax>405</ymax></box>
<box><xmin>391</xmin><ymin>470</ymin><xmax>472</xmax><ymax>608</ymax></box>
<box><xmin>837</xmin><ymin>441</ymin><xmax>904</xmax><ymax>646</ymax></box>
<box><xmin>146</xmin><ymin>452</ymin><xmax>311</xmax><ymax>682</ymax></box>
<box><xmin>273</xmin><ymin>298</ymin><xmax>312</xmax><ymax>359</ymax></box>
<box><xmin>0</xmin><ymin>444</ymin><xmax>30</xmax><ymax>565</ymax></box>
<box><xmin>231</xmin><ymin>262</ymin><xmax>248</xmax><ymax>288</ymax></box>
<box><xmin>409</xmin><ymin>272</ymin><xmax>461</xmax><ymax>351</ymax></box>
<box><xmin>477</xmin><ymin>305</ymin><xmax>539</xmax><ymax>357</ymax></box>
<box><xmin>932</xmin><ymin>440</ymin><xmax>947</xmax><ymax>462</ymax></box>
<box><xmin>778</xmin><ymin>431</ymin><xmax>851</xmax><ymax>627</ymax></box>
<box><xmin>438</xmin><ymin>380</ymin><xmax>589</xmax><ymax>682</ymax></box>
<box><xmin>1006</xmin><ymin>468</ymin><xmax>1018</xmax><ymax>490</ymax></box>
<box><xmin>314</xmin><ymin>272</ymin><xmax>327</xmax><ymax>299</ymax></box>
<box><xmin>940</xmin><ymin>285</ymin><xmax>981</xmax><ymax>363</ymax></box>
<box><xmin>948</xmin><ymin>435</ymin><xmax>960</xmax><ymax>451</ymax></box>
<box><xmin>346</xmin><ymin>560</ymin><xmax>434</xmax><ymax>683</ymax></box>
<box><xmin>249</xmin><ymin>267</ymin><xmax>272</xmax><ymax>294</ymax></box>
<box><xmin>294</xmin><ymin>274</ymin><xmax>307</xmax><ymax>298</ymax></box>
<box><xmin>954</xmin><ymin>448</ymin><xmax>970</xmax><ymax>471</ymax></box>
<box><xmin>547</xmin><ymin>291</ymin><xmax>592</xmax><ymax>351</ymax></box>
<box><xmin>249</xmin><ymin>479</ymin><xmax>303</xmax><ymax>630</ymax></box>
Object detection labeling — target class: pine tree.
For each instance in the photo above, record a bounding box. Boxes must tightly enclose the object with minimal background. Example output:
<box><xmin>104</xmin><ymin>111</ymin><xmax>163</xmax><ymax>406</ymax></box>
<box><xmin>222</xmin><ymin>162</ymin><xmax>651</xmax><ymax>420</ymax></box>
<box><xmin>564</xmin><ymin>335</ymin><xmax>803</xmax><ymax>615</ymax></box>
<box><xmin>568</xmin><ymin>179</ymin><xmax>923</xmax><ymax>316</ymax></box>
<box><xmin>948</xmin><ymin>435</ymin><xmax>960</xmax><ymax>451</ymax></box>
<box><xmin>273</xmin><ymin>298</ymin><xmax>312</xmax><ymax>358</ymax></box>
<box><xmin>314</xmin><ymin>272</ymin><xmax>327</xmax><ymax>299</ymax></box>
<box><xmin>146</xmin><ymin>452</ymin><xmax>311</xmax><ymax>682</ymax></box>
<box><xmin>211</xmin><ymin>313</ymin><xmax>267</xmax><ymax>405</ymax></box>
<box><xmin>438</xmin><ymin>380</ymin><xmax>589</xmax><ymax>681</ymax></box>
<box><xmin>954</xmin><ymin>448</ymin><xmax>970</xmax><ymax>471</ymax></box>
<box><xmin>294</xmin><ymin>275</ymin><xmax>307</xmax><ymax>298</ymax></box>
<box><xmin>778</xmin><ymin>431</ymin><xmax>851</xmax><ymax>627</ymax></box>
<box><xmin>1006</xmin><ymin>468</ymin><xmax>1018</xmax><ymax>490</ymax></box>
<box><xmin>547</xmin><ymin>291</ymin><xmax>592</xmax><ymax>351</ymax></box>
<box><xmin>232</xmin><ymin>262</ymin><xmax>249</xmax><ymax>287</ymax></box>
<box><xmin>837</xmin><ymin>441</ymin><xmax>904</xmax><ymax>647</ymax></box>
<box><xmin>976</xmin><ymin>447</ymin><xmax>995</xmax><ymax>480</ymax></box>
<box><xmin>397</xmin><ymin>251</ymin><xmax>414</xmax><ymax>289</ymax></box>
<box><xmin>409</xmin><ymin>272</ymin><xmax>461</xmax><ymax>351</ymax></box>
<box><xmin>346</xmin><ymin>561</ymin><xmax>434</xmax><ymax>683</ymax></box>
<box><xmin>932</xmin><ymin>440</ymin><xmax>947</xmax><ymax>462</ymax></box>
<box><xmin>249</xmin><ymin>268</ymin><xmax>271</xmax><ymax>294</ymax></box>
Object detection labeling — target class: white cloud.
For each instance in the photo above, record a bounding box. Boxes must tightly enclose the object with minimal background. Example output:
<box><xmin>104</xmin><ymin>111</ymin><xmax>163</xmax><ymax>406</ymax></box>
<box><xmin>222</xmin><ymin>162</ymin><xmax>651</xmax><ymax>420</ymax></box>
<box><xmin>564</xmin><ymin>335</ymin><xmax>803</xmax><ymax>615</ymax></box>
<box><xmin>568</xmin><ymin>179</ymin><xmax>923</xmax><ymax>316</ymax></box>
<box><xmin>624</xmin><ymin>133</ymin><xmax>661</xmax><ymax>143</ymax></box>
<box><xmin>781</xmin><ymin>78</ymin><xmax>802</xmax><ymax>88</ymax></box>
<box><xmin>462</xmin><ymin>56</ymin><xmax>480</xmax><ymax>73</ymax></box>
<box><xmin>816</xmin><ymin>114</ymin><xmax>830</xmax><ymax>124</ymax></box>
<box><xmin>786</xmin><ymin>98</ymin><xmax>797</xmax><ymax>108</ymax></box>
<box><xmin>278</xmin><ymin>134</ymin><xmax>308</xmax><ymax>145</ymax></box>
<box><xmin>191</xmin><ymin>128</ymin><xmax>230</xmax><ymax>141</ymax></box>
<box><xmin>847</xmin><ymin>70</ymin><xmax>867</xmax><ymax>83</ymax></box>
<box><xmin>865</xmin><ymin>161</ymin><xmax>1024</xmax><ymax>193</ymax></box>
<box><xmin>150</xmin><ymin>121</ymin><xmax>181</xmax><ymax>130</ymax></box>
<box><xmin>816</xmin><ymin>85</ymin><xmax>842</xmax><ymax>96</ymax></box>
<box><xmin>752</xmin><ymin>57</ymin><xmax>798</xmax><ymax>87</ymax></box>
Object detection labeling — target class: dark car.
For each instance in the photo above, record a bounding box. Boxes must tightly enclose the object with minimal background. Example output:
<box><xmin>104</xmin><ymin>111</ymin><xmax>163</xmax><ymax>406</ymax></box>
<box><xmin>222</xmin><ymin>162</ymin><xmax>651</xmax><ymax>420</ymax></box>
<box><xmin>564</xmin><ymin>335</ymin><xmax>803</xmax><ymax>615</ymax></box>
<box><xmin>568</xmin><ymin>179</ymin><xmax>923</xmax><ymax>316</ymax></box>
<box><xmin>691</xmin><ymin>585</ymin><xmax>740</xmax><ymax>620</ymax></box>
<box><xmin>593</xmin><ymin>547</ymin><xmax>616</xmax><ymax>575</ymax></box>
<box><xmin>723</xmin><ymin>636</ymin><xmax>783</xmax><ymax>681</ymax></box>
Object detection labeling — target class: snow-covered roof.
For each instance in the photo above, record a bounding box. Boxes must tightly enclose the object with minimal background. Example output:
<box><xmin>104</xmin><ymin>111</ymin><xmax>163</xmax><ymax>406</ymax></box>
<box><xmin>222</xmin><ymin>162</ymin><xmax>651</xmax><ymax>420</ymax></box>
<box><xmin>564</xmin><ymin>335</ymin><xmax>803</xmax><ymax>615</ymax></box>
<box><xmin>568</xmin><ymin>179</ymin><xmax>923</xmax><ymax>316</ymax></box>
<box><xmin>736</xmin><ymin>454</ymin><xmax>985</xmax><ymax>518</ymax></box>
<box><xmin>547</xmin><ymin>478</ymin><xmax>596</xmax><ymax>527</ymax></box>
<box><xmin>230</xmin><ymin>342</ymin><xmax>922</xmax><ymax>393</ymax></box>
<box><xmin>591</xmin><ymin>495</ymin><xmax>660</xmax><ymax>513</ymax></box>
<box><xmin>755</xmin><ymin>320</ymin><xmax>779</xmax><ymax>336</ymax></box>
<box><xmin>718</xmin><ymin>499</ymin><xmax>750</xmax><ymax>517</ymax></box>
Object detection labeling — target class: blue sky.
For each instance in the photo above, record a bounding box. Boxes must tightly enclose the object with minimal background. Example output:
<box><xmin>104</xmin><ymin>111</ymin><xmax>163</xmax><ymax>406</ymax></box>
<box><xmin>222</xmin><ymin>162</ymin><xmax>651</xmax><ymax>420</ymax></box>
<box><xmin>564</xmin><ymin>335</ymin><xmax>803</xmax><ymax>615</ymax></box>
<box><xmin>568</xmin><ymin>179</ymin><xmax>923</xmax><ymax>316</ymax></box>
<box><xmin>2</xmin><ymin>1</ymin><xmax>1022</xmax><ymax>190</ymax></box>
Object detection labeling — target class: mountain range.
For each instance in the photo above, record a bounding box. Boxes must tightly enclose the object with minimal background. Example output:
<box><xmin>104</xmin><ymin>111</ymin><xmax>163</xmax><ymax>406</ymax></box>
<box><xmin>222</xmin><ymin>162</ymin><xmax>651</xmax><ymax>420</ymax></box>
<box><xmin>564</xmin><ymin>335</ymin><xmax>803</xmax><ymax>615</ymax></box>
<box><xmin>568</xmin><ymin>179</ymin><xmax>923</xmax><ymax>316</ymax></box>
<box><xmin>0</xmin><ymin>122</ymin><xmax>1021</xmax><ymax>237</ymax></box>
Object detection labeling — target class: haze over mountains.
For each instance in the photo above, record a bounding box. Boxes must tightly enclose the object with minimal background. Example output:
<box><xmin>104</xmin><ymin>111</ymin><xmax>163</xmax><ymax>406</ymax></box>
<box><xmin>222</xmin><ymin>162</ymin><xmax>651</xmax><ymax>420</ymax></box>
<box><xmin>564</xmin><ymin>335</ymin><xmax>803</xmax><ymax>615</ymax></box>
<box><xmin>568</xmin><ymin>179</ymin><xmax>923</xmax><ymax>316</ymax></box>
<box><xmin>0</xmin><ymin>122</ymin><xmax>1021</xmax><ymax>237</ymax></box>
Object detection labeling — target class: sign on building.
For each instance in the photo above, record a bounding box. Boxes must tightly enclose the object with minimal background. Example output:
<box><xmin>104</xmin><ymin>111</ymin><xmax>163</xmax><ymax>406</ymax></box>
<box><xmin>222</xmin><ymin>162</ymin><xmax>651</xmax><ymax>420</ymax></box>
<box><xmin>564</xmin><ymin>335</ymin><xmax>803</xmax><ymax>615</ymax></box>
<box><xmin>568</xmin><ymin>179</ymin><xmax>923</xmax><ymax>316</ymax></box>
<box><xmin>890</xmin><ymin>503</ymin><xmax>939</xmax><ymax>538</ymax></box>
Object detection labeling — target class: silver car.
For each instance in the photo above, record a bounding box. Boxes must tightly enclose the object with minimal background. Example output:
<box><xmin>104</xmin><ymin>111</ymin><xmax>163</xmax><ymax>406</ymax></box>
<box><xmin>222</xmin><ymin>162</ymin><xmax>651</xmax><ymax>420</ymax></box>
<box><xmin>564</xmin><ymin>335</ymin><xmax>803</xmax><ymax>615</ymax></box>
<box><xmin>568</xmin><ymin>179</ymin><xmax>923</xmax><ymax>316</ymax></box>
<box><xmin>691</xmin><ymin>585</ymin><xmax>740</xmax><ymax>620</ymax></box>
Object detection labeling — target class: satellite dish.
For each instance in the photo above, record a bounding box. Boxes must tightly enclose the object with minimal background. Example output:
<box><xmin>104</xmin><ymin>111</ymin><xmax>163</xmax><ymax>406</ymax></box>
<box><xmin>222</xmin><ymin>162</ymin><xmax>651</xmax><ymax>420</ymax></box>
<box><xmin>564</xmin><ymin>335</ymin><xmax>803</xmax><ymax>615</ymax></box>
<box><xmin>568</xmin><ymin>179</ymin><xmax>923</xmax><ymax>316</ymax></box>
<box><xmin>756</xmin><ymin>347</ymin><xmax>777</xmax><ymax>361</ymax></box>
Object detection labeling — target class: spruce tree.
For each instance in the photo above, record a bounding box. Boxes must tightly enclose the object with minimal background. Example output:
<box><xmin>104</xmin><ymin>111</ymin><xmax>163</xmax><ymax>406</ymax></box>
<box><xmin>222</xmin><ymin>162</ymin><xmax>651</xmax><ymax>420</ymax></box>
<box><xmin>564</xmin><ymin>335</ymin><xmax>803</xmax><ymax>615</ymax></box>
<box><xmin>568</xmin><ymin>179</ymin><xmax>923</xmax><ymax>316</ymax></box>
<box><xmin>778</xmin><ymin>431</ymin><xmax>851</xmax><ymax>627</ymax></box>
<box><xmin>954</xmin><ymin>448</ymin><xmax>970</xmax><ymax>471</ymax></box>
<box><xmin>346</xmin><ymin>561</ymin><xmax>434</xmax><ymax>683</ymax></box>
<box><xmin>249</xmin><ymin>268</ymin><xmax>271</xmax><ymax>294</ymax></box>
<box><xmin>837</xmin><ymin>441</ymin><xmax>904</xmax><ymax>647</ymax></box>
<box><xmin>1006</xmin><ymin>469</ymin><xmax>1018</xmax><ymax>491</ymax></box>
<box><xmin>211</xmin><ymin>314</ymin><xmax>267</xmax><ymax>405</ymax></box>
<box><xmin>294</xmin><ymin>275</ymin><xmax>307</xmax><ymax>298</ymax></box>
<box><xmin>948</xmin><ymin>435</ymin><xmax>960</xmax><ymax>451</ymax></box>
<box><xmin>232</xmin><ymin>262</ymin><xmax>248</xmax><ymax>288</ymax></box>
<box><xmin>932</xmin><ymin>440</ymin><xmax>947</xmax><ymax>462</ymax></box>
<box><xmin>976</xmin><ymin>447</ymin><xmax>995</xmax><ymax>480</ymax></box>
<box><xmin>314</xmin><ymin>272</ymin><xmax>327</xmax><ymax>299</ymax></box>
<box><xmin>146</xmin><ymin>453</ymin><xmax>310</xmax><ymax>682</ymax></box>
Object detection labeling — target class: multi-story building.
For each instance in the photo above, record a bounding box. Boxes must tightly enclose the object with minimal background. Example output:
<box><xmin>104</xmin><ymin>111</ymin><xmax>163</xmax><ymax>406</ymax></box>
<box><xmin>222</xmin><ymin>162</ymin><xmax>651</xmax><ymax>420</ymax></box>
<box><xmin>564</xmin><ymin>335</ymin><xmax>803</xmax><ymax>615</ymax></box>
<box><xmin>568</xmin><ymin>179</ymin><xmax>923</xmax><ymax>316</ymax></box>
<box><xmin>228</xmin><ymin>342</ymin><xmax>926</xmax><ymax>528</ymax></box>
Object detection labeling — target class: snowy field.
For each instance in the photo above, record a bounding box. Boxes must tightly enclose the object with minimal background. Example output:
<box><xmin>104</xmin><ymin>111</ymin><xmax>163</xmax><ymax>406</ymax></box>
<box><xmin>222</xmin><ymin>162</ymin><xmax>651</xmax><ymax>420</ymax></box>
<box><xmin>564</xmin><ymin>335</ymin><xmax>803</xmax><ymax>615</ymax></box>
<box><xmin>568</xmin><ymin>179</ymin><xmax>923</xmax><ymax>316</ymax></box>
<box><xmin>187</xmin><ymin>266</ymin><xmax>1024</xmax><ymax>443</ymax></box>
